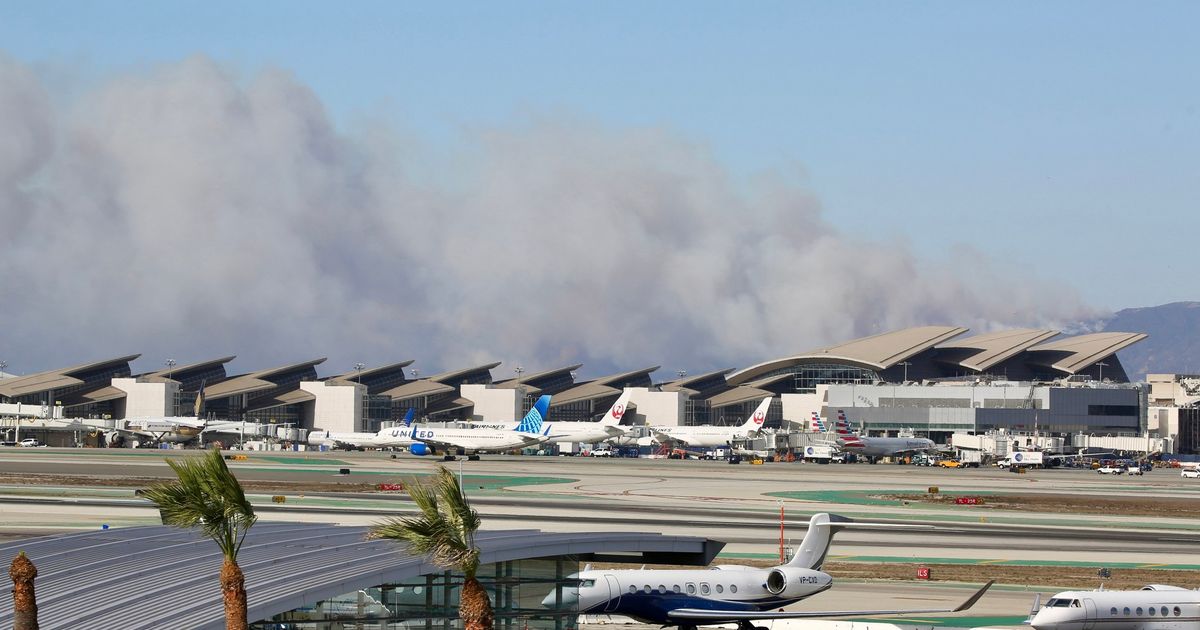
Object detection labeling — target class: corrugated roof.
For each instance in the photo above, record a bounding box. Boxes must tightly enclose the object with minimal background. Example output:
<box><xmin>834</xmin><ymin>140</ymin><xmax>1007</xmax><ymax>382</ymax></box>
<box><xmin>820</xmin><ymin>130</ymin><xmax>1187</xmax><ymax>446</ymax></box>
<box><xmin>936</xmin><ymin>329</ymin><xmax>1060</xmax><ymax>372</ymax></box>
<box><xmin>0</xmin><ymin>524</ymin><xmax>720</xmax><ymax>630</ymax></box>
<box><xmin>660</xmin><ymin>368</ymin><xmax>734</xmax><ymax>394</ymax></box>
<box><xmin>1027</xmin><ymin>331</ymin><xmax>1149</xmax><ymax>374</ymax></box>
<box><xmin>705</xmin><ymin>387</ymin><xmax>773</xmax><ymax>408</ymax></box>
<box><xmin>548</xmin><ymin>382</ymin><xmax>622</xmax><ymax>406</ymax></box>
<box><xmin>493</xmin><ymin>364</ymin><xmax>583</xmax><ymax>388</ymax></box>
<box><xmin>379</xmin><ymin>379</ymin><xmax>456</xmax><ymax>400</ymax></box>
<box><xmin>326</xmin><ymin>360</ymin><xmax>415</xmax><ymax>385</ymax></box>
<box><xmin>422</xmin><ymin>362</ymin><xmax>502</xmax><ymax>383</ymax></box>
<box><xmin>727</xmin><ymin>326</ymin><xmax>968</xmax><ymax>384</ymax></box>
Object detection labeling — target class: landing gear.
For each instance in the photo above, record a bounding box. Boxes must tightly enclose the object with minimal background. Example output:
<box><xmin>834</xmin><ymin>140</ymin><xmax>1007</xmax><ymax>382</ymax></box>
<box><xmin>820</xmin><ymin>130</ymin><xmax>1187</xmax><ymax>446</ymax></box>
<box><xmin>735</xmin><ymin>621</ymin><xmax>767</xmax><ymax>630</ymax></box>
<box><xmin>442</xmin><ymin>454</ymin><xmax>457</xmax><ymax>461</ymax></box>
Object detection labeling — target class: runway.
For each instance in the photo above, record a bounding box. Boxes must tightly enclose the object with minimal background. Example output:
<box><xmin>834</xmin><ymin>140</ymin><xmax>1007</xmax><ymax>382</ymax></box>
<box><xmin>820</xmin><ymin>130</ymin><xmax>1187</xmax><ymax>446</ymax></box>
<box><xmin>3</xmin><ymin>449</ymin><xmax>1200</xmax><ymax>566</ymax></box>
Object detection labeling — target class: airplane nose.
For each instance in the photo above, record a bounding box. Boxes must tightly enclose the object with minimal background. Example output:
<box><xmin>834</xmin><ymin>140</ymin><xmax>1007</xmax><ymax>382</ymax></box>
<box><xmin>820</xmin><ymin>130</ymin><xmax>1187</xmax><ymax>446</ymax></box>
<box><xmin>542</xmin><ymin>588</ymin><xmax>579</xmax><ymax>609</ymax></box>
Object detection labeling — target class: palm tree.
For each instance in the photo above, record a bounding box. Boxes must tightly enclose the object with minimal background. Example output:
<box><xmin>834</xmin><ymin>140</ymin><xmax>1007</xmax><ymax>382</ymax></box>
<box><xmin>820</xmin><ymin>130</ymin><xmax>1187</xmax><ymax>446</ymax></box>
<box><xmin>141</xmin><ymin>448</ymin><xmax>257</xmax><ymax>630</ymax></box>
<box><xmin>370</xmin><ymin>466</ymin><xmax>493</xmax><ymax>630</ymax></box>
<box><xmin>9</xmin><ymin>551</ymin><xmax>38</xmax><ymax>630</ymax></box>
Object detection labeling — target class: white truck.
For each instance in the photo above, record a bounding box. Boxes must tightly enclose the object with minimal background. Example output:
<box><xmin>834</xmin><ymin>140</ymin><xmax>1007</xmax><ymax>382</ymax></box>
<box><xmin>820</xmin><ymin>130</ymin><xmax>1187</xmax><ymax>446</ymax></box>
<box><xmin>802</xmin><ymin>444</ymin><xmax>834</xmax><ymax>463</ymax></box>
<box><xmin>958</xmin><ymin>450</ymin><xmax>983</xmax><ymax>468</ymax></box>
<box><xmin>997</xmin><ymin>451</ymin><xmax>1043</xmax><ymax>468</ymax></box>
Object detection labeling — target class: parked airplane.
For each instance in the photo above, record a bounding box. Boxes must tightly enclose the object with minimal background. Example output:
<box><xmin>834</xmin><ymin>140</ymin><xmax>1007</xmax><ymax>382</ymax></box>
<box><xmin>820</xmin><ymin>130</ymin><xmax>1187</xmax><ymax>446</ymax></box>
<box><xmin>468</xmin><ymin>391</ymin><xmax>632</xmax><ymax>445</ymax></box>
<box><xmin>650</xmin><ymin>397</ymin><xmax>772</xmax><ymax>449</ymax></box>
<box><xmin>1028</xmin><ymin>585</ymin><xmax>1200</xmax><ymax>629</ymax></box>
<box><xmin>810</xmin><ymin>412</ymin><xmax>828</xmax><ymax>433</ymax></box>
<box><xmin>115</xmin><ymin>382</ymin><xmax>258</xmax><ymax>444</ymax></box>
<box><xmin>832</xmin><ymin>411</ymin><xmax>936</xmax><ymax>460</ymax></box>
<box><xmin>542</xmin><ymin>512</ymin><xmax>992</xmax><ymax>630</ymax></box>
<box><xmin>408</xmin><ymin>395</ymin><xmax>552</xmax><ymax>460</ymax></box>
<box><xmin>308</xmin><ymin>409</ymin><xmax>415</xmax><ymax>450</ymax></box>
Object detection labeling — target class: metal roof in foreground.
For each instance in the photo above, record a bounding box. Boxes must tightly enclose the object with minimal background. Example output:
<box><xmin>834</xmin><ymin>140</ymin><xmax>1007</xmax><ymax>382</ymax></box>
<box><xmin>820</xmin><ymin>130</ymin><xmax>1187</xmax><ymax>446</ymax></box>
<box><xmin>0</xmin><ymin>523</ymin><xmax>721</xmax><ymax>630</ymax></box>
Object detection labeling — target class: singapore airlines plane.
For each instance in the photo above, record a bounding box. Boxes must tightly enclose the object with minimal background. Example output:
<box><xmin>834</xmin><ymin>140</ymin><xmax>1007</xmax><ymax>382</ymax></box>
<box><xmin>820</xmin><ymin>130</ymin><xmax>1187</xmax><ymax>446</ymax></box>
<box><xmin>543</xmin><ymin>512</ymin><xmax>992</xmax><ymax>629</ymax></box>
<box><xmin>407</xmin><ymin>395</ymin><xmax>552</xmax><ymax>460</ymax></box>
<box><xmin>1028</xmin><ymin>585</ymin><xmax>1199</xmax><ymax>629</ymax></box>
<box><xmin>650</xmin><ymin>397</ymin><xmax>772</xmax><ymax>449</ymax></box>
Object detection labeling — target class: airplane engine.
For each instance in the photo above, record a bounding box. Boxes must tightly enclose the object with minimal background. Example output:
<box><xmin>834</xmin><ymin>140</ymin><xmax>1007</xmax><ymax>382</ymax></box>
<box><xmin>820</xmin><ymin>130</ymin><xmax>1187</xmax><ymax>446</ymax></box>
<box><xmin>105</xmin><ymin>431</ymin><xmax>124</xmax><ymax>447</ymax></box>
<box><xmin>409</xmin><ymin>443</ymin><xmax>432</xmax><ymax>456</ymax></box>
<box><xmin>765</xmin><ymin>568</ymin><xmax>830</xmax><ymax>598</ymax></box>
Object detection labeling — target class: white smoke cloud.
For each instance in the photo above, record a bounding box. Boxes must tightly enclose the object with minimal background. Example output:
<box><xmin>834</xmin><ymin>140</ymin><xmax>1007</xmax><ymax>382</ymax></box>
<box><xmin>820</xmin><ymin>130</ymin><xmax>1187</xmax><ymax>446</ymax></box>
<box><xmin>0</xmin><ymin>54</ymin><xmax>1101</xmax><ymax>376</ymax></box>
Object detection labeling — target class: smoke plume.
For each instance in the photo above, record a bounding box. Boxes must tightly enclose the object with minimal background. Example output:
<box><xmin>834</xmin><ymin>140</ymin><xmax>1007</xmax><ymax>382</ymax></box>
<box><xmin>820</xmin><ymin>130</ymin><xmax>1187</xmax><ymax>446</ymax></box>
<box><xmin>0</xmin><ymin>54</ymin><xmax>1100</xmax><ymax>376</ymax></box>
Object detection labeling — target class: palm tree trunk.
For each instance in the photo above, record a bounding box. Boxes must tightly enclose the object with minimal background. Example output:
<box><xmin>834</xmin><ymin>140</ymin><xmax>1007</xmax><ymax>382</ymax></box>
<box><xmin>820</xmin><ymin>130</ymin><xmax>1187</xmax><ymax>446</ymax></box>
<box><xmin>459</xmin><ymin>576</ymin><xmax>495</xmax><ymax>630</ymax></box>
<box><xmin>9</xmin><ymin>552</ymin><xmax>39</xmax><ymax>630</ymax></box>
<box><xmin>221</xmin><ymin>557</ymin><xmax>248</xmax><ymax>630</ymax></box>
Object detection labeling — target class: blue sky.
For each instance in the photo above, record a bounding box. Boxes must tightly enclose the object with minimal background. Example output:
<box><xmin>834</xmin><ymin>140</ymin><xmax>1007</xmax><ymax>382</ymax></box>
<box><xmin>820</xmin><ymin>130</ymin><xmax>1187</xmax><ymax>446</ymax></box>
<box><xmin>4</xmin><ymin>0</ymin><xmax>1197</xmax><ymax>311</ymax></box>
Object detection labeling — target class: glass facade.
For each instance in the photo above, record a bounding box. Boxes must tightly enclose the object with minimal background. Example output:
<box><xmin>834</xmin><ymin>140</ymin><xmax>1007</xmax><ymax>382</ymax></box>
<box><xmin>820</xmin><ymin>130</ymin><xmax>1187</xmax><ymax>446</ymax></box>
<box><xmin>754</xmin><ymin>363</ymin><xmax>880</xmax><ymax>393</ymax></box>
<box><xmin>253</xmin><ymin>557</ymin><xmax>581</xmax><ymax>630</ymax></box>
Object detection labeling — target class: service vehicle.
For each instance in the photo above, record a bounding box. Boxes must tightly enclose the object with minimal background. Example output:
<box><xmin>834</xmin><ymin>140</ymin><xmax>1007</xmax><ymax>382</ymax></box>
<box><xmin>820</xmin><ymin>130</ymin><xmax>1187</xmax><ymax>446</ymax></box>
<box><xmin>1096</xmin><ymin>465</ymin><xmax>1125</xmax><ymax>474</ymax></box>
<box><xmin>18</xmin><ymin>438</ymin><xmax>40</xmax><ymax>448</ymax></box>
<box><xmin>937</xmin><ymin>459</ymin><xmax>962</xmax><ymax>468</ymax></box>
<box><xmin>1182</xmin><ymin>469</ymin><xmax>1200</xmax><ymax>479</ymax></box>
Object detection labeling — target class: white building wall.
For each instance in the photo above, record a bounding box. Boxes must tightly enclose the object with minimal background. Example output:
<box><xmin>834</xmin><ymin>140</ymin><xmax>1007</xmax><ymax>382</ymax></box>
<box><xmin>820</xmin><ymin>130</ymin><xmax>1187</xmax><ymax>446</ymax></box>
<box><xmin>781</xmin><ymin>392</ymin><xmax>822</xmax><ymax>430</ymax></box>
<box><xmin>299</xmin><ymin>381</ymin><xmax>363</xmax><ymax>433</ymax></box>
<box><xmin>460</xmin><ymin>384</ymin><xmax>521</xmax><ymax>422</ymax></box>
<box><xmin>111</xmin><ymin>377</ymin><xmax>178</xmax><ymax>418</ymax></box>
<box><xmin>625</xmin><ymin>387</ymin><xmax>684</xmax><ymax>426</ymax></box>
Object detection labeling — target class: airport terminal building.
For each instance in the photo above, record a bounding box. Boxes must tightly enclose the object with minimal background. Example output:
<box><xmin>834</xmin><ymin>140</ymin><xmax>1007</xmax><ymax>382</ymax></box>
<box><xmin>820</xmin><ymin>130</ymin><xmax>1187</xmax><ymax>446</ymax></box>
<box><xmin>1</xmin><ymin>324</ymin><xmax>1168</xmax><ymax>450</ymax></box>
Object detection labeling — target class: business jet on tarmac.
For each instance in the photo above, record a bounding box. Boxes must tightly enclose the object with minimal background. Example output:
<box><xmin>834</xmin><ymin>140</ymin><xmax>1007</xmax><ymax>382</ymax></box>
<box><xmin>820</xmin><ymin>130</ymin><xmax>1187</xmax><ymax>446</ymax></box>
<box><xmin>307</xmin><ymin>409</ymin><xmax>415</xmax><ymax>450</ymax></box>
<box><xmin>1028</xmin><ymin>585</ymin><xmax>1200</xmax><ymax>629</ymax></box>
<box><xmin>468</xmin><ymin>390</ymin><xmax>632</xmax><ymax>445</ymax></box>
<box><xmin>543</xmin><ymin>512</ymin><xmax>992</xmax><ymax>630</ymax></box>
<box><xmin>407</xmin><ymin>395</ymin><xmax>552</xmax><ymax>460</ymax></box>
<box><xmin>650</xmin><ymin>397</ymin><xmax>772</xmax><ymax>449</ymax></box>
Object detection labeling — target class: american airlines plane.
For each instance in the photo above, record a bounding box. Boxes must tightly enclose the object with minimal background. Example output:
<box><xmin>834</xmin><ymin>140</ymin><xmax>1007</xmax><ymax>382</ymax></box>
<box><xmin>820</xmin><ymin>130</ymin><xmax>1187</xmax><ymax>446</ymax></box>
<box><xmin>832</xmin><ymin>411</ymin><xmax>936</xmax><ymax>460</ymax></box>
<box><xmin>650</xmin><ymin>397</ymin><xmax>772</xmax><ymax>449</ymax></box>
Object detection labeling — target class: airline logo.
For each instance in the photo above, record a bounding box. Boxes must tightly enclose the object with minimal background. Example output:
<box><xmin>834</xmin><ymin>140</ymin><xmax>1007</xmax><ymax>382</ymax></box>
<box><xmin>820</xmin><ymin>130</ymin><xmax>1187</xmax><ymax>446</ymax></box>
<box><xmin>810</xmin><ymin>412</ymin><xmax>828</xmax><ymax>432</ymax></box>
<box><xmin>752</xmin><ymin>410</ymin><xmax>766</xmax><ymax>425</ymax></box>
<box><xmin>611</xmin><ymin>404</ymin><xmax>625</xmax><ymax>421</ymax></box>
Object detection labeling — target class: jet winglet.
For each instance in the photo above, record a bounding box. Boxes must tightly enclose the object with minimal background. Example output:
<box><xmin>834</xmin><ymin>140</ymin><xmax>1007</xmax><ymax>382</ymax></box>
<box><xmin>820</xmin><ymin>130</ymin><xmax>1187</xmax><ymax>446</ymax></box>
<box><xmin>953</xmin><ymin>580</ymin><xmax>995</xmax><ymax>612</ymax></box>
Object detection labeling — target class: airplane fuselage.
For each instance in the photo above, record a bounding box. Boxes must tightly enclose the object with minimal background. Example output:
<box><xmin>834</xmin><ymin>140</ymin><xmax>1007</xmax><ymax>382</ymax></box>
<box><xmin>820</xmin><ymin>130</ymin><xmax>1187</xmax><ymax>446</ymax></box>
<box><xmin>408</xmin><ymin>426</ymin><xmax>545</xmax><ymax>454</ymax></box>
<box><xmin>651</xmin><ymin>426</ymin><xmax>756</xmax><ymax>448</ymax></box>
<box><xmin>1029</xmin><ymin>587</ymin><xmax>1200</xmax><ymax>630</ymax></box>
<box><xmin>837</xmin><ymin>436</ymin><xmax>935</xmax><ymax>458</ymax></box>
<box><xmin>546</xmin><ymin>566</ymin><xmax>832</xmax><ymax>624</ymax></box>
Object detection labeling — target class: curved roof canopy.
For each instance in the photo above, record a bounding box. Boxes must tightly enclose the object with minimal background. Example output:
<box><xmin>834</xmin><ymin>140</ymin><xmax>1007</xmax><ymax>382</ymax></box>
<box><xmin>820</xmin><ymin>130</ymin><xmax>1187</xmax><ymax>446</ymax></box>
<box><xmin>935</xmin><ymin>328</ymin><xmax>1060</xmax><ymax>372</ymax></box>
<box><xmin>728</xmin><ymin>326</ymin><xmax>967</xmax><ymax>385</ymax></box>
<box><xmin>1026</xmin><ymin>331</ymin><xmax>1149</xmax><ymax>374</ymax></box>
<box><xmin>0</xmin><ymin>524</ymin><xmax>720</xmax><ymax>630</ymax></box>
<box><xmin>0</xmin><ymin>354</ymin><xmax>141</xmax><ymax>398</ymax></box>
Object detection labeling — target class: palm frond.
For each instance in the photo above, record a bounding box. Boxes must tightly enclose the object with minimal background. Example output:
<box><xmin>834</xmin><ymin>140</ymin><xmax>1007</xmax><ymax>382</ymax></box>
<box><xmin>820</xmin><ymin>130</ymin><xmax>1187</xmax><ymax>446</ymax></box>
<box><xmin>141</xmin><ymin>448</ymin><xmax>257</xmax><ymax>560</ymax></box>
<box><xmin>369</xmin><ymin>466</ymin><xmax>482</xmax><ymax>575</ymax></box>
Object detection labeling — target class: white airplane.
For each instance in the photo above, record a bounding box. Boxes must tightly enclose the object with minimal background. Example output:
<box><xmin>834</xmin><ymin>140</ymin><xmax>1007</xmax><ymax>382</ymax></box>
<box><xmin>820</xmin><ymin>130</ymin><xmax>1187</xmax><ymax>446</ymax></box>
<box><xmin>469</xmin><ymin>390</ymin><xmax>632</xmax><ymax>445</ymax></box>
<box><xmin>650</xmin><ymin>397</ymin><xmax>772</xmax><ymax>449</ymax></box>
<box><xmin>542</xmin><ymin>512</ymin><xmax>993</xmax><ymax>630</ymax></box>
<box><xmin>307</xmin><ymin>409</ymin><xmax>415</xmax><ymax>450</ymax></box>
<box><xmin>1028</xmin><ymin>585</ymin><xmax>1200</xmax><ymax>629</ymax></box>
<box><xmin>408</xmin><ymin>395</ymin><xmax>552</xmax><ymax>461</ymax></box>
<box><xmin>831</xmin><ymin>411</ymin><xmax>936</xmax><ymax>460</ymax></box>
<box><xmin>112</xmin><ymin>382</ymin><xmax>255</xmax><ymax>445</ymax></box>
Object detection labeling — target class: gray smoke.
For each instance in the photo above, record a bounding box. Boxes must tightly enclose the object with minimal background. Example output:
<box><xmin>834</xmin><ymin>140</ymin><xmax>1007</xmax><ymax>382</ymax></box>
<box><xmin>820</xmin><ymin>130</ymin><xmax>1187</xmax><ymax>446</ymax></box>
<box><xmin>0</xmin><ymin>54</ymin><xmax>1100</xmax><ymax>376</ymax></box>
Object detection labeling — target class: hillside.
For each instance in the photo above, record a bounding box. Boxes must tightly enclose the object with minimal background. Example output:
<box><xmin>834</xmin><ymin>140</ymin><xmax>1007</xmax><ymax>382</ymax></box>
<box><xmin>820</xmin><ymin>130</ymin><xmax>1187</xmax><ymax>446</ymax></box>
<box><xmin>1102</xmin><ymin>301</ymin><xmax>1200</xmax><ymax>381</ymax></box>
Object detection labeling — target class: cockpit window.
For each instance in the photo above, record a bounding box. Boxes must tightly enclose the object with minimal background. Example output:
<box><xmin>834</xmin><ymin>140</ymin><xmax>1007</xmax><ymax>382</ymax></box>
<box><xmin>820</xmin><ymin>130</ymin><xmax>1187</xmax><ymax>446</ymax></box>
<box><xmin>579</xmin><ymin>580</ymin><xmax>595</xmax><ymax>588</ymax></box>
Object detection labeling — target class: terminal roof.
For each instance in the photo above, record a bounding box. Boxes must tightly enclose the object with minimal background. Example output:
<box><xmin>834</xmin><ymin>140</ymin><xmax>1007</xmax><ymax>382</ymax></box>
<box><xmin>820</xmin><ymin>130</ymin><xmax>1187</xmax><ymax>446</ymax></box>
<box><xmin>0</xmin><ymin>523</ymin><xmax>721</xmax><ymax>630</ymax></box>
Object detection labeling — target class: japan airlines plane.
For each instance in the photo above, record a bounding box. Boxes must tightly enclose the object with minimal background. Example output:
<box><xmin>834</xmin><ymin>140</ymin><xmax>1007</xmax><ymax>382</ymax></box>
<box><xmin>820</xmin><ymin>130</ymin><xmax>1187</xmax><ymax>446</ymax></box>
<box><xmin>1028</xmin><ymin>585</ymin><xmax>1200</xmax><ymax>629</ymax></box>
<box><xmin>650</xmin><ymin>397</ymin><xmax>772</xmax><ymax>448</ymax></box>
<box><xmin>307</xmin><ymin>409</ymin><xmax>415</xmax><ymax>450</ymax></box>
<box><xmin>833</xmin><ymin>411</ymin><xmax>936</xmax><ymax>459</ymax></box>
<box><xmin>543</xmin><ymin>512</ymin><xmax>992</xmax><ymax>629</ymax></box>
<box><xmin>470</xmin><ymin>391</ymin><xmax>632</xmax><ymax>444</ymax></box>
<box><xmin>407</xmin><ymin>395</ymin><xmax>552</xmax><ymax>460</ymax></box>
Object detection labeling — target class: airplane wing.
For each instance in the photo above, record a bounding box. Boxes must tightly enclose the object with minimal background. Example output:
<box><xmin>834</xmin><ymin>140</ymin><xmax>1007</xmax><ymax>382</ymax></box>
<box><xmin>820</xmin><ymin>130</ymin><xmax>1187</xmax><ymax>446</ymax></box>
<box><xmin>651</xmin><ymin>430</ymin><xmax>688</xmax><ymax>446</ymax></box>
<box><xmin>668</xmin><ymin>580</ymin><xmax>993</xmax><ymax>623</ymax></box>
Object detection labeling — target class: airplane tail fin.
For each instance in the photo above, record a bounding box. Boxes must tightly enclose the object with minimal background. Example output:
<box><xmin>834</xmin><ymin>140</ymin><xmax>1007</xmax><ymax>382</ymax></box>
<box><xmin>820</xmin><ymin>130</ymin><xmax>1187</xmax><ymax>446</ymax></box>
<box><xmin>741</xmin><ymin>397</ymin><xmax>772</xmax><ymax>432</ymax></box>
<box><xmin>811</xmin><ymin>412</ymin><xmax>827</xmax><ymax>433</ymax></box>
<box><xmin>193</xmin><ymin>379</ymin><xmax>207</xmax><ymax>418</ymax></box>
<box><xmin>835</xmin><ymin>410</ymin><xmax>857</xmax><ymax>436</ymax></box>
<box><xmin>402</xmin><ymin>408</ymin><xmax>415</xmax><ymax>427</ymax></box>
<box><xmin>515</xmin><ymin>395</ymin><xmax>552</xmax><ymax>433</ymax></box>
<box><xmin>599</xmin><ymin>390</ymin><xmax>633</xmax><ymax>426</ymax></box>
<box><xmin>785</xmin><ymin>512</ymin><xmax>854</xmax><ymax>570</ymax></box>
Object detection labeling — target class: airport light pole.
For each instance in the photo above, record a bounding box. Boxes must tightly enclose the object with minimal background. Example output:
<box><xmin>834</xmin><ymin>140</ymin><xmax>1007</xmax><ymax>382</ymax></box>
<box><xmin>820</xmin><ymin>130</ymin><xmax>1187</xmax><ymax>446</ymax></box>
<box><xmin>515</xmin><ymin>365</ymin><xmax>525</xmax><ymax>414</ymax></box>
<box><xmin>899</xmin><ymin>361</ymin><xmax>911</xmax><ymax>383</ymax></box>
<box><xmin>1096</xmin><ymin>361</ymin><xmax>1108</xmax><ymax>383</ymax></box>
